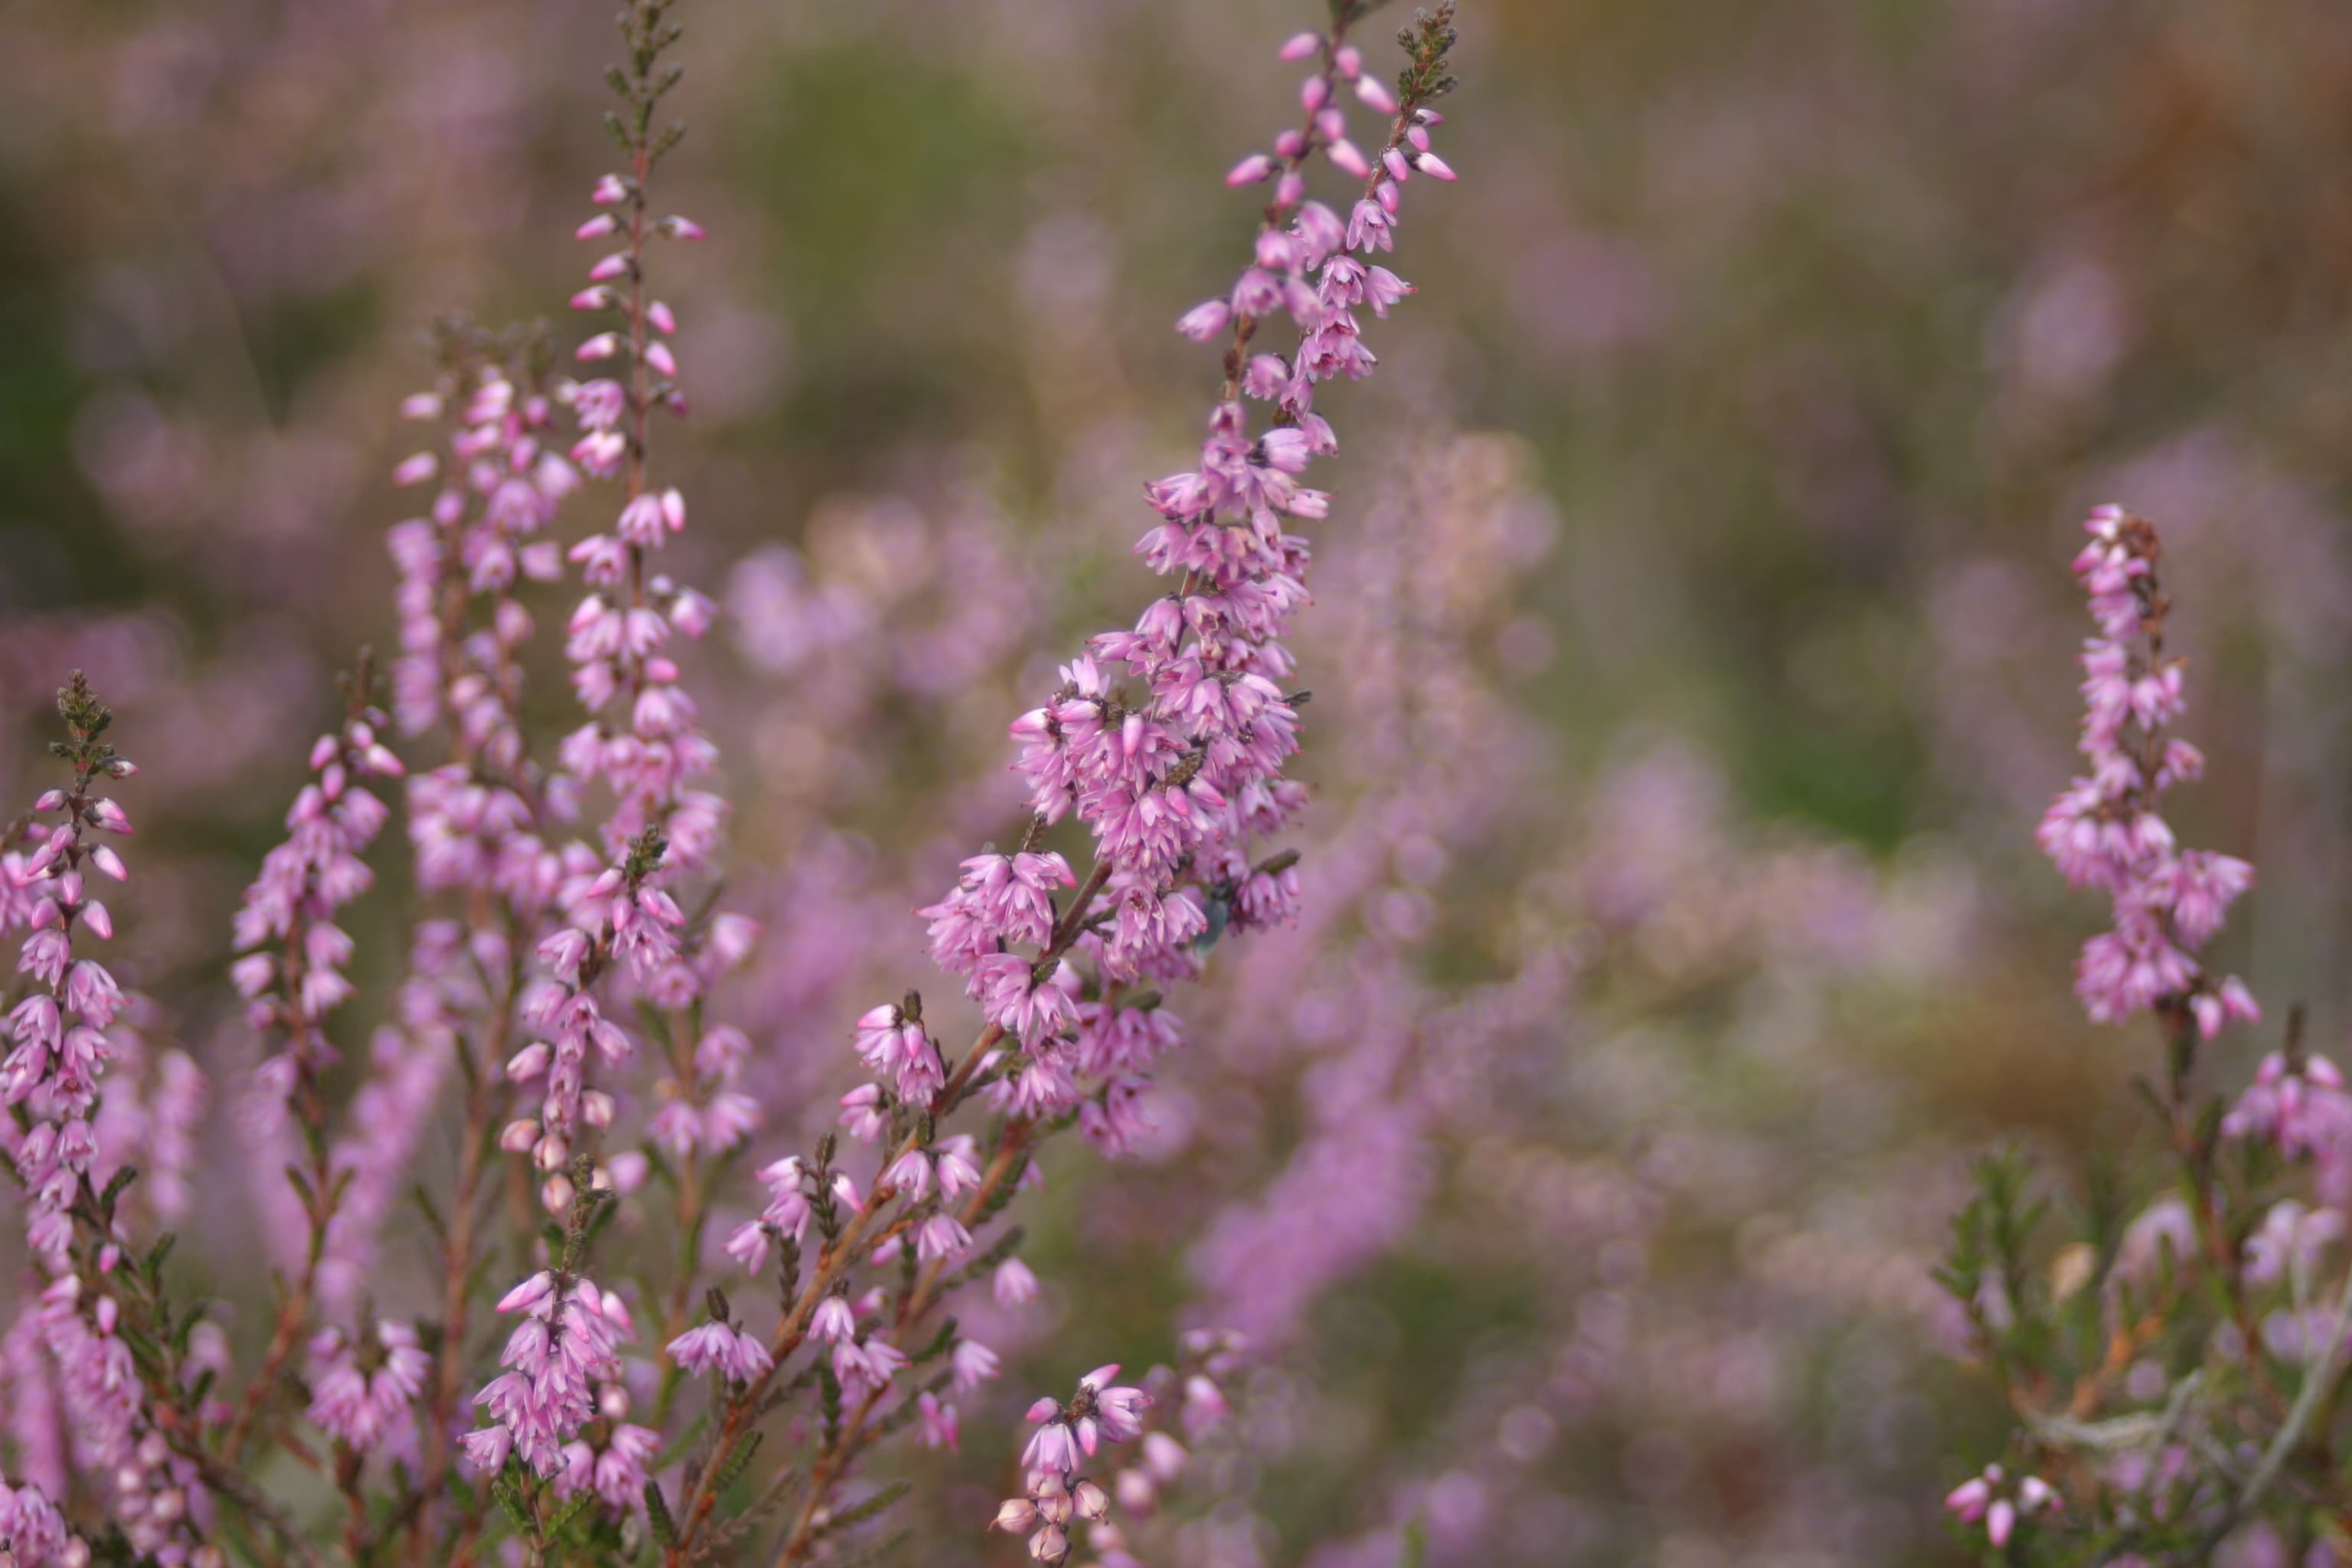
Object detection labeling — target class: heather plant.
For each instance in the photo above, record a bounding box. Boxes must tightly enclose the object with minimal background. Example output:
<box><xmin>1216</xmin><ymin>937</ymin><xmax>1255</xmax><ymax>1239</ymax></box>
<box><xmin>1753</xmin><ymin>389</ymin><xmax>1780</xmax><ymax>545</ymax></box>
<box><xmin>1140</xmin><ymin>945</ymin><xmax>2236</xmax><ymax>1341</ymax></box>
<box><xmin>1936</xmin><ymin>506</ymin><xmax>2352</xmax><ymax>1565</ymax></box>
<box><xmin>0</xmin><ymin>2</ymin><xmax>1468</xmax><ymax>1566</ymax></box>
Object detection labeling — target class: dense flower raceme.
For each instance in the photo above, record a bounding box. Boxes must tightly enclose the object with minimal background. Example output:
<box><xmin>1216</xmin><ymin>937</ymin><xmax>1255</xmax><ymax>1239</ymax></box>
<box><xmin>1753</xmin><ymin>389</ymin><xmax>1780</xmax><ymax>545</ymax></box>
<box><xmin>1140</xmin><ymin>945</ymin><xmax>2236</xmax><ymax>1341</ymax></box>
<box><xmin>3</xmin><ymin>676</ymin><xmax>139</xmax><ymax>1261</ymax></box>
<box><xmin>2</xmin><ymin>681</ymin><xmax>212</xmax><ymax>1567</ymax></box>
<box><xmin>2036</xmin><ymin>504</ymin><xmax>2257</xmax><ymax>1037</ymax></box>
<box><xmin>387</xmin><ymin>335</ymin><xmax>575</xmax><ymax>760</ymax></box>
<box><xmin>230</xmin><ymin>681</ymin><xmax>403</xmax><ymax>1086</ymax></box>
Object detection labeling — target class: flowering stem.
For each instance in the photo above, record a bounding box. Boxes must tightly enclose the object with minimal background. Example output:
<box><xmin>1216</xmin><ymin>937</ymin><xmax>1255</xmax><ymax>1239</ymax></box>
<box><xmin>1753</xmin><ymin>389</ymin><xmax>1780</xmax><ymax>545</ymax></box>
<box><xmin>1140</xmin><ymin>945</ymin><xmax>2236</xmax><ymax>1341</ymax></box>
<box><xmin>759</xmin><ymin>1119</ymin><xmax>1035</xmax><ymax>1568</ymax></box>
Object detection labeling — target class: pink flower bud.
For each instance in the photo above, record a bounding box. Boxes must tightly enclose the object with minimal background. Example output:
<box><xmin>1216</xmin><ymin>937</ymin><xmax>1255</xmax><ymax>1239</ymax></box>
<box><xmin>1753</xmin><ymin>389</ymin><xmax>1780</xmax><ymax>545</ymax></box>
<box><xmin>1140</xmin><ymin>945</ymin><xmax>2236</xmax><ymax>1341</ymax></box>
<box><xmin>1174</xmin><ymin>300</ymin><xmax>1232</xmax><ymax>341</ymax></box>
<box><xmin>1278</xmin><ymin>31</ymin><xmax>1321</xmax><ymax>60</ymax></box>
<box><xmin>576</xmin><ymin>214</ymin><xmax>618</xmax><ymax>240</ymax></box>
<box><xmin>1225</xmin><ymin>153</ymin><xmax>1273</xmax><ymax>188</ymax></box>
<box><xmin>496</xmin><ymin>1272</ymin><xmax>555</xmax><ymax>1313</ymax></box>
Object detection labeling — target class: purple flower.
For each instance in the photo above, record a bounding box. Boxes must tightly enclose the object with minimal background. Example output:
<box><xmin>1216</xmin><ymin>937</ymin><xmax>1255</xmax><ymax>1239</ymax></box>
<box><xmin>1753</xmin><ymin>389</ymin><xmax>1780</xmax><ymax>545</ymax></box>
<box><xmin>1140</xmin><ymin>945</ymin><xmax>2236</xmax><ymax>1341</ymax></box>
<box><xmin>2037</xmin><ymin>508</ymin><xmax>2257</xmax><ymax>1037</ymax></box>
<box><xmin>665</xmin><ymin>1320</ymin><xmax>774</xmax><ymax>1384</ymax></box>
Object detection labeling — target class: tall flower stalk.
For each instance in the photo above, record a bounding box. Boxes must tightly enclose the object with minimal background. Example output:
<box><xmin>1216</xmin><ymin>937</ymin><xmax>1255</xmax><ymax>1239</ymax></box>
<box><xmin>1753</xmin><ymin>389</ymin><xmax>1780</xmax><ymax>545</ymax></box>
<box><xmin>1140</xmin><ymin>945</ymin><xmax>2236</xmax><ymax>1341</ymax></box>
<box><xmin>1936</xmin><ymin>508</ymin><xmax>2352</xmax><ymax>1565</ymax></box>
<box><xmin>643</xmin><ymin>7</ymin><xmax>1465</xmax><ymax>1564</ymax></box>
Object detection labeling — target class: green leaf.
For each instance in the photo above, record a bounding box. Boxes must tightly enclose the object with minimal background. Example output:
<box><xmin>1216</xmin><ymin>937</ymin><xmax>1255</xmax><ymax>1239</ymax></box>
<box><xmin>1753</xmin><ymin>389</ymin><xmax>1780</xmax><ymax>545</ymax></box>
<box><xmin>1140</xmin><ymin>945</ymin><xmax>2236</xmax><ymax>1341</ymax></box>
<box><xmin>645</xmin><ymin>1479</ymin><xmax>678</xmax><ymax>1547</ymax></box>
<box><xmin>714</xmin><ymin>1428</ymin><xmax>764</xmax><ymax>1493</ymax></box>
<box><xmin>819</xmin><ymin>1479</ymin><xmax>908</xmax><ymax>1537</ymax></box>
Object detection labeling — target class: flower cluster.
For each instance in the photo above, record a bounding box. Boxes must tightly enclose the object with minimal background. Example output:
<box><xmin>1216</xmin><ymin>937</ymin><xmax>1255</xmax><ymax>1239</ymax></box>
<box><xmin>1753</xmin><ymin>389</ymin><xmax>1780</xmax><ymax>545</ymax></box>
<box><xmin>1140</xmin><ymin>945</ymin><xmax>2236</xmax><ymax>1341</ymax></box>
<box><xmin>305</xmin><ymin>1318</ymin><xmax>429</xmax><ymax>1456</ymax></box>
<box><xmin>387</xmin><ymin>343</ymin><xmax>577</xmax><ymax>751</ymax></box>
<box><xmin>2</xmin><ymin>683</ymin><xmax>214</xmax><ymax>1566</ymax></box>
<box><xmin>500</xmin><ymin>828</ymin><xmax>678</xmax><ymax>1212</ymax></box>
<box><xmin>2225</xmin><ymin>1048</ymin><xmax>2352</xmax><ymax>1200</ymax></box>
<box><xmin>464</xmin><ymin>1266</ymin><xmax>637</xmax><ymax>1481</ymax></box>
<box><xmin>993</xmin><ymin>1340</ymin><xmax>1240</xmax><ymax>1568</ymax></box>
<box><xmin>555</xmin><ymin>59</ymin><xmax>722</xmax><ymax>874</ymax></box>
<box><xmin>0</xmin><ymin>1477</ymin><xmax>74</xmax><ymax>1568</ymax></box>
<box><xmin>230</xmin><ymin>676</ymin><xmax>403</xmax><ymax>1081</ymax></box>
<box><xmin>4</xmin><ymin>675</ymin><xmax>137</xmax><ymax>1259</ymax></box>
<box><xmin>391</xmin><ymin>342</ymin><xmax>576</xmax><ymax>907</ymax></box>
<box><xmin>1944</xmin><ymin>1464</ymin><xmax>2059</xmax><ymax>1549</ymax></box>
<box><xmin>2036</xmin><ymin>504</ymin><xmax>2258</xmax><ymax>1035</ymax></box>
<box><xmin>884</xmin><ymin>3</ymin><xmax>1465</xmax><ymax>1168</ymax></box>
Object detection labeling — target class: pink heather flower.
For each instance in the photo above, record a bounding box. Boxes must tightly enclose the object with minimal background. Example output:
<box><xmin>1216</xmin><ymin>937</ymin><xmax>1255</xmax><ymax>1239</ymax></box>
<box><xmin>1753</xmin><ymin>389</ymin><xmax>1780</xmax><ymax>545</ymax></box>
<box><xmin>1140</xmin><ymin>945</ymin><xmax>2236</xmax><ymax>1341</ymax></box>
<box><xmin>917</xmin><ymin>1392</ymin><xmax>959</xmax><ymax>1451</ymax></box>
<box><xmin>811</xmin><ymin>1295</ymin><xmax>858</xmax><ymax>1344</ymax></box>
<box><xmin>952</xmin><ymin>1338</ymin><xmax>1001</xmax><ymax>1393</ymax></box>
<box><xmin>832</xmin><ymin>1334</ymin><xmax>907</xmax><ymax>1395</ymax></box>
<box><xmin>1225</xmin><ymin>153</ymin><xmax>1273</xmax><ymax>188</ymax></box>
<box><xmin>471</xmin><ymin>1274</ymin><xmax>632</xmax><ymax>1477</ymax></box>
<box><xmin>995</xmin><ymin>1258</ymin><xmax>1041</xmax><ymax>1308</ymax></box>
<box><xmin>916</xmin><ymin>1213</ymin><xmax>972</xmax><ymax>1263</ymax></box>
<box><xmin>666</xmin><ymin>1320</ymin><xmax>774</xmax><ymax>1383</ymax></box>
<box><xmin>2225</xmin><ymin>1052</ymin><xmax>2352</xmax><ymax>1198</ymax></box>
<box><xmin>1175</xmin><ymin>299</ymin><xmax>1233</xmax><ymax>341</ymax></box>
<box><xmin>0</xmin><ymin>1478</ymin><xmax>72</xmax><ymax>1567</ymax></box>
<box><xmin>2243</xmin><ymin>1200</ymin><xmax>2346</xmax><ymax>1287</ymax></box>
<box><xmin>306</xmin><ymin>1320</ymin><xmax>430</xmax><ymax>1454</ymax></box>
<box><xmin>590</xmin><ymin>1423</ymin><xmax>658</xmax><ymax>1510</ymax></box>
<box><xmin>1023</xmin><ymin>1415</ymin><xmax>1081</xmax><ymax>1477</ymax></box>
<box><xmin>1944</xmin><ymin>1465</ymin><xmax>2056</xmax><ymax>1547</ymax></box>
